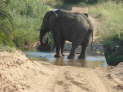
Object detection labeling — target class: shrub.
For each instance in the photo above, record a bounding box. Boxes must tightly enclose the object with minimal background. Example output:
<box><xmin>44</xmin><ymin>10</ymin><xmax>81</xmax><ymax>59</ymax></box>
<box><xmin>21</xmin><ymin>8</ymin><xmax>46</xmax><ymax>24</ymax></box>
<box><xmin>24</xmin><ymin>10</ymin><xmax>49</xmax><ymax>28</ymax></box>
<box><xmin>7</xmin><ymin>0</ymin><xmax>52</xmax><ymax>50</ymax></box>
<box><xmin>89</xmin><ymin>1</ymin><xmax>123</xmax><ymax>42</ymax></box>
<box><xmin>103</xmin><ymin>37</ymin><xmax>123</xmax><ymax>66</ymax></box>
<box><xmin>0</xmin><ymin>0</ymin><xmax>14</xmax><ymax>47</ymax></box>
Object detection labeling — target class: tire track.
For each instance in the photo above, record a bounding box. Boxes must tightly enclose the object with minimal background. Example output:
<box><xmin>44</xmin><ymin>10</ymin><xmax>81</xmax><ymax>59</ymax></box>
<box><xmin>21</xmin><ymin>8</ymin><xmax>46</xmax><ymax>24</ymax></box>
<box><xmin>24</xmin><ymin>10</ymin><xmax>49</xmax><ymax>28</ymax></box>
<box><xmin>43</xmin><ymin>67</ymin><xmax>110</xmax><ymax>92</ymax></box>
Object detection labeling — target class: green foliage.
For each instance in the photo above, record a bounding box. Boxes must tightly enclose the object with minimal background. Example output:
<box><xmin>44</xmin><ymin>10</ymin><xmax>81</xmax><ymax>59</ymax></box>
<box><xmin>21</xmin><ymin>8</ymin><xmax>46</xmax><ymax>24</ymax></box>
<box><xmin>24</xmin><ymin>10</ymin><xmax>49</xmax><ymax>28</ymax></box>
<box><xmin>7</xmin><ymin>0</ymin><xmax>52</xmax><ymax>50</ymax></box>
<box><xmin>105</xmin><ymin>52</ymin><xmax>123</xmax><ymax>65</ymax></box>
<box><xmin>0</xmin><ymin>0</ymin><xmax>14</xmax><ymax>47</ymax></box>
<box><xmin>0</xmin><ymin>0</ymin><xmax>57</xmax><ymax>50</ymax></box>
<box><xmin>0</xmin><ymin>44</ymin><xmax>16</xmax><ymax>52</ymax></box>
<box><xmin>107</xmin><ymin>55</ymin><xmax>123</xmax><ymax>64</ymax></box>
<box><xmin>89</xmin><ymin>1</ymin><xmax>123</xmax><ymax>65</ymax></box>
<box><xmin>103</xmin><ymin>37</ymin><xmax>123</xmax><ymax>65</ymax></box>
<box><xmin>89</xmin><ymin>1</ymin><xmax>123</xmax><ymax>42</ymax></box>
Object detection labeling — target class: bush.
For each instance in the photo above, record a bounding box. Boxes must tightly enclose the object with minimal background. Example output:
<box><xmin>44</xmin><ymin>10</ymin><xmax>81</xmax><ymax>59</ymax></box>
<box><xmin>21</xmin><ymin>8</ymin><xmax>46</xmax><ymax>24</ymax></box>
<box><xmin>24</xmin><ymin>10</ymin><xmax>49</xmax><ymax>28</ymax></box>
<box><xmin>0</xmin><ymin>0</ymin><xmax>14</xmax><ymax>47</ymax></box>
<box><xmin>89</xmin><ymin>2</ymin><xmax>123</xmax><ymax>42</ymax></box>
<box><xmin>7</xmin><ymin>0</ymin><xmax>52</xmax><ymax>50</ymax></box>
<box><xmin>89</xmin><ymin>1</ymin><xmax>123</xmax><ymax>65</ymax></box>
<box><xmin>103</xmin><ymin>37</ymin><xmax>123</xmax><ymax>66</ymax></box>
<box><xmin>0</xmin><ymin>0</ymin><xmax>57</xmax><ymax>50</ymax></box>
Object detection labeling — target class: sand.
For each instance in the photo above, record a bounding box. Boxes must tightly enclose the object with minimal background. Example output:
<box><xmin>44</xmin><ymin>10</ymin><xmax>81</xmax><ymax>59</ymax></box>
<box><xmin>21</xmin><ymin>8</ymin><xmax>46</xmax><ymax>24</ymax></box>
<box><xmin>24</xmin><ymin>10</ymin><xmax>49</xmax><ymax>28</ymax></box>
<box><xmin>0</xmin><ymin>51</ymin><xmax>123</xmax><ymax>92</ymax></box>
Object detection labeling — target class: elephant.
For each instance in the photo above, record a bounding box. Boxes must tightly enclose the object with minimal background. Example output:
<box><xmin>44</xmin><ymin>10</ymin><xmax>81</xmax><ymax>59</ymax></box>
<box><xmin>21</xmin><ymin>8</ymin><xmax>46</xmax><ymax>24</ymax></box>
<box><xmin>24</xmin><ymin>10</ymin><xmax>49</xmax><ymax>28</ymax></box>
<box><xmin>40</xmin><ymin>9</ymin><xmax>93</xmax><ymax>59</ymax></box>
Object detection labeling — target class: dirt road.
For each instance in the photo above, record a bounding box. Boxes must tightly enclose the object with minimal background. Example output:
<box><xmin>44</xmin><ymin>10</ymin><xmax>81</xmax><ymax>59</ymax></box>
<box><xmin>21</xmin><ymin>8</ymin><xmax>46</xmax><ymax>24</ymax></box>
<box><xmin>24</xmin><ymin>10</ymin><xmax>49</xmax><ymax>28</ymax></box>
<box><xmin>42</xmin><ymin>67</ymin><xmax>109</xmax><ymax>92</ymax></box>
<box><xmin>1</xmin><ymin>51</ymin><xmax>123</xmax><ymax>92</ymax></box>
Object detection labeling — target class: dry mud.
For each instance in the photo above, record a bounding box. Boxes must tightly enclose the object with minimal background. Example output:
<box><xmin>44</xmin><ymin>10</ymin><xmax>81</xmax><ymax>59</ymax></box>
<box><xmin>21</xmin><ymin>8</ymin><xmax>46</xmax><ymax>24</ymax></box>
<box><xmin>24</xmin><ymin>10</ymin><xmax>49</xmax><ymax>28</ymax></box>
<box><xmin>0</xmin><ymin>51</ymin><xmax>123</xmax><ymax>92</ymax></box>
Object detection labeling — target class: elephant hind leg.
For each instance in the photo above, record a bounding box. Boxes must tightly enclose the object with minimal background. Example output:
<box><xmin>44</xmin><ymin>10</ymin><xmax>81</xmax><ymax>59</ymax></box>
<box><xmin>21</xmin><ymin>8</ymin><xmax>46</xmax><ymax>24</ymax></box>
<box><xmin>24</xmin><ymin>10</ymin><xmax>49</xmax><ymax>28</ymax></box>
<box><xmin>78</xmin><ymin>42</ymin><xmax>88</xmax><ymax>59</ymax></box>
<box><xmin>61</xmin><ymin>40</ymin><xmax>65</xmax><ymax>56</ymax></box>
<box><xmin>54</xmin><ymin>40</ymin><xmax>61</xmax><ymax>58</ymax></box>
<box><xmin>68</xmin><ymin>42</ymin><xmax>79</xmax><ymax>59</ymax></box>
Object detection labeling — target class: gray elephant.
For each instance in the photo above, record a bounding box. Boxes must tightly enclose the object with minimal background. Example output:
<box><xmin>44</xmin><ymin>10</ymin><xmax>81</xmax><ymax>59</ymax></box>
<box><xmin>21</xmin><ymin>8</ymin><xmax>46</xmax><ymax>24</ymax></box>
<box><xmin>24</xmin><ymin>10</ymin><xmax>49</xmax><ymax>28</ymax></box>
<box><xmin>40</xmin><ymin>9</ymin><xmax>93</xmax><ymax>59</ymax></box>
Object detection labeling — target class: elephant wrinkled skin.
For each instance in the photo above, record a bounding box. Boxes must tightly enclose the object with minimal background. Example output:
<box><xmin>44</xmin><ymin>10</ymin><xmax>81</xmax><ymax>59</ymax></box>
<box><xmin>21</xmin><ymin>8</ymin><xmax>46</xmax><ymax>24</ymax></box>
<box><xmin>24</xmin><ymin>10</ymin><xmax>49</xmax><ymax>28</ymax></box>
<box><xmin>40</xmin><ymin>9</ymin><xmax>93</xmax><ymax>59</ymax></box>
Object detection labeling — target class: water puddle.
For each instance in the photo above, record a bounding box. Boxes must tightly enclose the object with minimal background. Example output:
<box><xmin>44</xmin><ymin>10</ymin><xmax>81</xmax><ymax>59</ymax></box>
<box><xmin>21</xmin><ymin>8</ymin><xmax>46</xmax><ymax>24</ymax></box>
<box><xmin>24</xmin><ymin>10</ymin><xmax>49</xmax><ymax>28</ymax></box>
<box><xmin>24</xmin><ymin>51</ymin><xmax>107</xmax><ymax>68</ymax></box>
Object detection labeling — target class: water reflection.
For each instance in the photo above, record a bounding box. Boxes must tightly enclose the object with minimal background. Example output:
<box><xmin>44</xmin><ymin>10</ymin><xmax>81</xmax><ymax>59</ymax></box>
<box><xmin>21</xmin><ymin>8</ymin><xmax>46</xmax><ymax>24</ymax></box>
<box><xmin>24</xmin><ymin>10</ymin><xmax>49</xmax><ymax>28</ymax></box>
<box><xmin>54</xmin><ymin>57</ymin><xmax>85</xmax><ymax>66</ymax></box>
<box><xmin>53</xmin><ymin>57</ymin><xmax>105</xmax><ymax>68</ymax></box>
<box><xmin>24</xmin><ymin>51</ymin><xmax>107</xmax><ymax>68</ymax></box>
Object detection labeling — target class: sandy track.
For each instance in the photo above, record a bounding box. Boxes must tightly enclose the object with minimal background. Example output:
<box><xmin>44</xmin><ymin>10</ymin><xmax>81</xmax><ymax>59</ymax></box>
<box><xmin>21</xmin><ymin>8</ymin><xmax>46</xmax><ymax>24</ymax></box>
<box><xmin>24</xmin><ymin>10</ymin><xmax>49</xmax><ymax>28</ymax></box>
<box><xmin>43</xmin><ymin>67</ymin><xmax>110</xmax><ymax>92</ymax></box>
<box><xmin>0</xmin><ymin>51</ymin><xmax>122</xmax><ymax>92</ymax></box>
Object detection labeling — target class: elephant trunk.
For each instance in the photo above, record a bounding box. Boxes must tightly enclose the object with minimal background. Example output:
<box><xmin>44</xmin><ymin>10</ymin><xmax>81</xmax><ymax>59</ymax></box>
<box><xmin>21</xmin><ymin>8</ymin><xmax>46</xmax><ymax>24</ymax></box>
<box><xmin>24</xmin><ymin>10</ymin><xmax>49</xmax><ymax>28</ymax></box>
<box><xmin>39</xmin><ymin>11</ymin><xmax>52</xmax><ymax>45</ymax></box>
<box><xmin>39</xmin><ymin>29</ymin><xmax>46</xmax><ymax>45</ymax></box>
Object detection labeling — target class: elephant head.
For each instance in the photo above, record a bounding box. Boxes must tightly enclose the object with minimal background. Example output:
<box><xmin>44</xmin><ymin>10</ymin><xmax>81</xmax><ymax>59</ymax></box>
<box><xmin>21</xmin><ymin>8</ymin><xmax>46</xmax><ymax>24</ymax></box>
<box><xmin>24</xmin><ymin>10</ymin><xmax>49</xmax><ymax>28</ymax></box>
<box><xmin>39</xmin><ymin>10</ymin><xmax>59</xmax><ymax>45</ymax></box>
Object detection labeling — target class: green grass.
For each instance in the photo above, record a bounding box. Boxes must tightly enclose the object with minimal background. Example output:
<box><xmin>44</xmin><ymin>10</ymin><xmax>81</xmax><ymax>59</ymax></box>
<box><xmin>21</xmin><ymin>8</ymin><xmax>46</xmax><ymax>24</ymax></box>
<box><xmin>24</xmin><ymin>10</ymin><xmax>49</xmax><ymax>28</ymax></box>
<box><xmin>0</xmin><ymin>45</ymin><xmax>17</xmax><ymax>52</ymax></box>
<box><xmin>7</xmin><ymin>0</ymin><xmax>52</xmax><ymax>50</ymax></box>
<box><xmin>88</xmin><ymin>1</ymin><xmax>123</xmax><ymax>65</ymax></box>
<box><xmin>0</xmin><ymin>0</ymin><xmax>60</xmax><ymax>50</ymax></box>
<box><xmin>0</xmin><ymin>0</ymin><xmax>14</xmax><ymax>47</ymax></box>
<box><xmin>89</xmin><ymin>1</ymin><xmax>123</xmax><ymax>42</ymax></box>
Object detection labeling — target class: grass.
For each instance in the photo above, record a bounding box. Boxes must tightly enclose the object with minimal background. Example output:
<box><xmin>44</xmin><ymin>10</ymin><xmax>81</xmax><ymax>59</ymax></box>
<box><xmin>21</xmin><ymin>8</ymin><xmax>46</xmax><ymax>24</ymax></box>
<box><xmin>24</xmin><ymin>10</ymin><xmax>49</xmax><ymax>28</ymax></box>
<box><xmin>89</xmin><ymin>1</ymin><xmax>123</xmax><ymax>42</ymax></box>
<box><xmin>88</xmin><ymin>1</ymin><xmax>123</xmax><ymax>65</ymax></box>
<box><xmin>0</xmin><ymin>45</ymin><xmax>16</xmax><ymax>52</ymax></box>
<box><xmin>0</xmin><ymin>0</ymin><xmax>14</xmax><ymax>47</ymax></box>
<box><xmin>0</xmin><ymin>0</ymin><xmax>60</xmax><ymax>50</ymax></box>
<box><xmin>7</xmin><ymin>0</ymin><xmax>52</xmax><ymax>50</ymax></box>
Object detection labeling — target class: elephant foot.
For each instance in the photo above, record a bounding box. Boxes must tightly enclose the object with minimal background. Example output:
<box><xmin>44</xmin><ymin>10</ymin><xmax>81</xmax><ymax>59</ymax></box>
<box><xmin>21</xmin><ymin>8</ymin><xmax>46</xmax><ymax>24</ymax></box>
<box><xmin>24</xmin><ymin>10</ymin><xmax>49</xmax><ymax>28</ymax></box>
<box><xmin>78</xmin><ymin>55</ymin><xmax>85</xmax><ymax>60</ymax></box>
<box><xmin>54</xmin><ymin>54</ymin><xmax>60</xmax><ymax>58</ymax></box>
<box><xmin>68</xmin><ymin>54</ymin><xmax>75</xmax><ymax>59</ymax></box>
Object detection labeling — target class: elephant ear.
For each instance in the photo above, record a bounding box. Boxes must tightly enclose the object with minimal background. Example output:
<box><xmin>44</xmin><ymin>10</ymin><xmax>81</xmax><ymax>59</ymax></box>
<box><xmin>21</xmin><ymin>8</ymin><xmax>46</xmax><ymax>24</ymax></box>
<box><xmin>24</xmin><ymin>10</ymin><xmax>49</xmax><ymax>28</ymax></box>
<box><xmin>42</xmin><ymin>11</ymin><xmax>52</xmax><ymax>30</ymax></box>
<box><xmin>48</xmin><ymin>11</ymin><xmax>58</xmax><ymax>30</ymax></box>
<box><xmin>42</xmin><ymin>10</ymin><xmax>58</xmax><ymax>32</ymax></box>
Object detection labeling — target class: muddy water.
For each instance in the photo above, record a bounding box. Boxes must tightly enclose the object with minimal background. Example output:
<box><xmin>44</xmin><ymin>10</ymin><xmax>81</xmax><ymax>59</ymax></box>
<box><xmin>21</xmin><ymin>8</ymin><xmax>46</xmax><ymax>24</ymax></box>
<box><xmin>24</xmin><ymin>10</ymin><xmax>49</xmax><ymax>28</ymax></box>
<box><xmin>25</xmin><ymin>51</ymin><xmax>107</xmax><ymax>68</ymax></box>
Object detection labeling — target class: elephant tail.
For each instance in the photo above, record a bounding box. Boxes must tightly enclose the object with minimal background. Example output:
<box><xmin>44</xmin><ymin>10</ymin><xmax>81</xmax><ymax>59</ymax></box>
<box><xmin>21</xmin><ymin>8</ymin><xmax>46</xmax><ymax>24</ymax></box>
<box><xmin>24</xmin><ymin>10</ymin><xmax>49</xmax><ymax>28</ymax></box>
<box><xmin>87</xmin><ymin>29</ymin><xmax>93</xmax><ymax>50</ymax></box>
<box><xmin>86</xmin><ymin>16</ymin><xmax>94</xmax><ymax>50</ymax></box>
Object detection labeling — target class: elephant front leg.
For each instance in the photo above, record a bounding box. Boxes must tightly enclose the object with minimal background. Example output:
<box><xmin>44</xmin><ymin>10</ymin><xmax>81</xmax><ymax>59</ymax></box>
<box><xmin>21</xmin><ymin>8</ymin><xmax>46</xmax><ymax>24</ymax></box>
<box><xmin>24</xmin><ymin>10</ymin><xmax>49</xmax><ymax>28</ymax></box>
<box><xmin>54</xmin><ymin>45</ymin><xmax>61</xmax><ymax>58</ymax></box>
<box><xmin>68</xmin><ymin>43</ymin><xmax>78</xmax><ymax>59</ymax></box>
<box><xmin>53</xmin><ymin>33</ymin><xmax>61</xmax><ymax>58</ymax></box>
<box><xmin>78</xmin><ymin>44</ymin><xmax>87</xmax><ymax>59</ymax></box>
